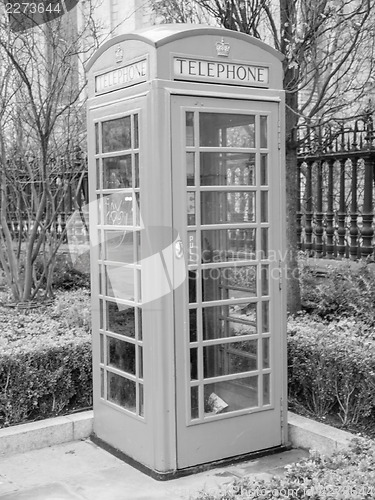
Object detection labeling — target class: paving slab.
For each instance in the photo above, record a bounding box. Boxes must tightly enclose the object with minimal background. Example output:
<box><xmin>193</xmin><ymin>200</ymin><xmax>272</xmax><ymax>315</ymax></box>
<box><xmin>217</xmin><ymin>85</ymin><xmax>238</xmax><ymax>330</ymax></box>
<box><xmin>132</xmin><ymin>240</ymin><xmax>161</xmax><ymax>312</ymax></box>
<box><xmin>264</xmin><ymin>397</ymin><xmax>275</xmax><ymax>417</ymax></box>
<box><xmin>0</xmin><ymin>440</ymin><xmax>308</xmax><ymax>500</ymax></box>
<box><xmin>0</xmin><ymin>484</ymin><xmax>83</xmax><ymax>500</ymax></box>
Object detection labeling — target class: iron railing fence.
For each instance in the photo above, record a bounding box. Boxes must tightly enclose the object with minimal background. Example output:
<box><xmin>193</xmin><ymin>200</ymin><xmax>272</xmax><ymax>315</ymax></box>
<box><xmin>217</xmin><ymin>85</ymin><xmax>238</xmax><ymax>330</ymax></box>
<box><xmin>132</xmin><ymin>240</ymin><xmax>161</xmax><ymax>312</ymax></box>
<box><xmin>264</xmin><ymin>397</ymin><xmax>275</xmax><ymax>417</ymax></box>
<box><xmin>297</xmin><ymin>114</ymin><xmax>375</xmax><ymax>259</ymax></box>
<box><xmin>4</xmin><ymin>161</ymin><xmax>89</xmax><ymax>246</ymax></box>
<box><xmin>5</xmin><ymin>117</ymin><xmax>375</xmax><ymax>259</ymax></box>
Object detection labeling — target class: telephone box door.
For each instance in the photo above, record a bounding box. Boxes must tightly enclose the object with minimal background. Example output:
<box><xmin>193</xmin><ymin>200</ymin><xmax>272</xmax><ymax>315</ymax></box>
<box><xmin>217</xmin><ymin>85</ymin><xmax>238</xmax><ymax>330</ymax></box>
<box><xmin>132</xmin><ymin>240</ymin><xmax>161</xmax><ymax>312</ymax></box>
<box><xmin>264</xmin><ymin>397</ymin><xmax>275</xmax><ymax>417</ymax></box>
<box><xmin>89</xmin><ymin>97</ymin><xmax>153</xmax><ymax>466</ymax></box>
<box><xmin>172</xmin><ymin>95</ymin><xmax>285</xmax><ymax>468</ymax></box>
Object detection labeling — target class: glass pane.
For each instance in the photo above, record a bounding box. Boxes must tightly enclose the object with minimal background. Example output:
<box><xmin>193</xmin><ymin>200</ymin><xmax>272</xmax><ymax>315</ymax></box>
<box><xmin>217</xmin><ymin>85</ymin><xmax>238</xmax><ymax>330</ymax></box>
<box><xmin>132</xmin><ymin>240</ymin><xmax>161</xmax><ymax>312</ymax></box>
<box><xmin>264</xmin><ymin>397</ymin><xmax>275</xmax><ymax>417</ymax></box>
<box><xmin>134</xmin><ymin>114</ymin><xmax>139</xmax><ymax>149</ymax></box>
<box><xmin>204</xmin><ymin>340</ymin><xmax>257</xmax><ymax>378</ymax></box>
<box><xmin>187</xmin><ymin>152</ymin><xmax>195</xmax><ymax>186</ymax></box>
<box><xmin>137</xmin><ymin>269</ymin><xmax>142</xmax><ymax>302</ymax></box>
<box><xmin>103</xmin><ymin>156</ymin><xmax>132</xmax><ymax>189</ymax></box>
<box><xmin>100</xmin><ymin>334</ymin><xmax>104</xmax><ymax>363</ymax></box>
<box><xmin>104</xmin><ymin>230</ymin><xmax>134</xmax><ymax>263</ymax></box>
<box><xmin>98</xmin><ymin>264</ymin><xmax>103</xmax><ymax>294</ymax></box>
<box><xmin>186</xmin><ymin>111</ymin><xmax>194</xmax><ymax>147</ymax></box>
<box><xmin>260</xmin><ymin>116</ymin><xmax>268</xmax><ymax>148</ymax></box>
<box><xmin>262</xmin><ymin>301</ymin><xmax>269</xmax><ymax>333</ymax></box>
<box><xmin>107</xmin><ymin>372</ymin><xmax>136</xmax><ymax>412</ymax></box>
<box><xmin>189</xmin><ymin>270</ymin><xmax>197</xmax><ymax>303</ymax></box>
<box><xmin>201</xmin><ymin>229</ymin><xmax>256</xmax><ymax>263</ymax></box>
<box><xmin>134</xmin><ymin>153</ymin><xmax>139</xmax><ymax>188</ymax></box>
<box><xmin>261</xmin><ymin>264</ymin><xmax>269</xmax><ymax>296</ymax></box>
<box><xmin>189</xmin><ymin>308</ymin><xmax>197</xmax><ymax>342</ymax></box>
<box><xmin>203</xmin><ymin>302</ymin><xmax>257</xmax><ymax>340</ymax></box>
<box><xmin>191</xmin><ymin>386</ymin><xmax>199</xmax><ymax>419</ymax></box>
<box><xmin>200</xmin><ymin>113</ymin><xmax>255</xmax><ymax>148</ymax></box>
<box><xmin>261</xmin><ymin>228</ymin><xmax>268</xmax><ymax>258</ymax></box>
<box><xmin>105</xmin><ymin>265</ymin><xmax>134</xmax><ymax>301</ymax></box>
<box><xmin>137</xmin><ymin>308</ymin><xmax>143</xmax><ymax>341</ymax></box>
<box><xmin>96</xmin><ymin>159</ymin><xmax>100</xmax><ymax>190</ymax></box>
<box><xmin>104</xmin><ymin>193</ymin><xmax>133</xmax><ymax>226</ymax></box>
<box><xmin>108</xmin><ymin>337</ymin><xmax>136</xmax><ymax>375</ymax></box>
<box><xmin>201</xmin><ymin>192</ymin><xmax>255</xmax><ymax>224</ymax></box>
<box><xmin>202</xmin><ymin>265</ymin><xmax>257</xmax><ymax>302</ymax></box>
<box><xmin>99</xmin><ymin>299</ymin><xmax>103</xmax><ymax>329</ymax></box>
<box><xmin>204</xmin><ymin>376</ymin><xmax>258</xmax><ymax>415</ymax></box>
<box><xmin>135</xmin><ymin>231</ymin><xmax>141</xmax><ymax>263</ymax></box>
<box><xmin>100</xmin><ymin>368</ymin><xmax>104</xmax><ymax>398</ymax></box>
<box><xmin>200</xmin><ymin>153</ymin><xmax>255</xmax><ymax>186</ymax></box>
<box><xmin>98</xmin><ymin>230</ymin><xmax>104</xmax><ymax>260</ymax></box>
<box><xmin>263</xmin><ymin>373</ymin><xmax>270</xmax><ymax>405</ymax></box>
<box><xmin>138</xmin><ymin>346</ymin><xmax>143</xmax><ymax>379</ymax></box>
<box><xmin>95</xmin><ymin>122</ymin><xmax>99</xmax><ymax>154</ymax></box>
<box><xmin>97</xmin><ymin>195</ymin><xmax>102</xmax><ymax>224</ymax></box>
<box><xmin>139</xmin><ymin>383</ymin><xmax>144</xmax><ymax>416</ymax></box>
<box><xmin>107</xmin><ymin>303</ymin><xmax>135</xmax><ymax>338</ymax></box>
<box><xmin>187</xmin><ymin>192</ymin><xmax>196</xmax><ymax>225</ymax></box>
<box><xmin>102</xmin><ymin>116</ymin><xmax>131</xmax><ymax>153</ymax></box>
<box><xmin>261</xmin><ymin>154</ymin><xmax>268</xmax><ymax>185</ymax></box>
<box><xmin>190</xmin><ymin>348</ymin><xmax>198</xmax><ymax>380</ymax></box>
<box><xmin>261</xmin><ymin>191</ymin><xmax>268</xmax><ymax>223</ymax></box>
<box><xmin>135</xmin><ymin>193</ymin><xmax>141</xmax><ymax>226</ymax></box>
<box><xmin>262</xmin><ymin>337</ymin><xmax>270</xmax><ymax>368</ymax></box>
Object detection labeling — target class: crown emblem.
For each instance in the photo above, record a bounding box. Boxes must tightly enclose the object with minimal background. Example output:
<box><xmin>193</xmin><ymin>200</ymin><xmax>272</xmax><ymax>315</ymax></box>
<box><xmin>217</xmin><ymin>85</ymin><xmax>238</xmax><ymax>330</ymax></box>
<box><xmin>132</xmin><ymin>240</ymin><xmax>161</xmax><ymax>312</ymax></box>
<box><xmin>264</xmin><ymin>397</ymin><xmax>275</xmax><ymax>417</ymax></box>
<box><xmin>216</xmin><ymin>38</ymin><xmax>230</xmax><ymax>57</ymax></box>
<box><xmin>115</xmin><ymin>45</ymin><xmax>124</xmax><ymax>64</ymax></box>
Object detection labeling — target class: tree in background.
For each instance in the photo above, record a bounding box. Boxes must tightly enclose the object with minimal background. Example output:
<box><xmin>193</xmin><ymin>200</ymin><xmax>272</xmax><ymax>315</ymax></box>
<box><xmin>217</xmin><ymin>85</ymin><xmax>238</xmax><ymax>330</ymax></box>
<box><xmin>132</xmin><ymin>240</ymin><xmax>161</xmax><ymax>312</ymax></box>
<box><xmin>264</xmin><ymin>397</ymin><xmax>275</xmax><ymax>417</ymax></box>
<box><xmin>0</xmin><ymin>2</ymin><xmax>102</xmax><ymax>302</ymax></box>
<box><xmin>150</xmin><ymin>0</ymin><xmax>375</xmax><ymax>313</ymax></box>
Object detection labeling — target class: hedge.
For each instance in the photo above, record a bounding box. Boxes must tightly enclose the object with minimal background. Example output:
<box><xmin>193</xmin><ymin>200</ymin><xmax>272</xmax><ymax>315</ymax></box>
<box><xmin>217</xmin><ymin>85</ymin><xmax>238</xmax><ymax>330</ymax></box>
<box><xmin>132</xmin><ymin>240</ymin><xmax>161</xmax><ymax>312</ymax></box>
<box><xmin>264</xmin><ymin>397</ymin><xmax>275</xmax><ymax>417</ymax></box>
<box><xmin>299</xmin><ymin>257</ymin><xmax>375</xmax><ymax>325</ymax></box>
<box><xmin>2</xmin><ymin>292</ymin><xmax>375</xmax><ymax>432</ymax></box>
<box><xmin>0</xmin><ymin>333</ymin><xmax>92</xmax><ymax>427</ymax></box>
<box><xmin>0</xmin><ymin>290</ymin><xmax>92</xmax><ymax>428</ymax></box>
<box><xmin>288</xmin><ymin>313</ymin><xmax>375</xmax><ymax>425</ymax></box>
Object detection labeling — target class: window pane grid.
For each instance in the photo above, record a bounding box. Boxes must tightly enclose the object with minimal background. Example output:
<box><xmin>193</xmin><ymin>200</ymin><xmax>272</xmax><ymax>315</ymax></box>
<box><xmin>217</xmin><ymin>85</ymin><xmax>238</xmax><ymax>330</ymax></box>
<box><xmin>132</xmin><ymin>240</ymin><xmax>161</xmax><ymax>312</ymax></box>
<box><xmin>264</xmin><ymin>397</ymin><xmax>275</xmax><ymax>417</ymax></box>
<box><xmin>186</xmin><ymin>109</ymin><xmax>272</xmax><ymax>423</ymax></box>
<box><xmin>97</xmin><ymin>112</ymin><xmax>144</xmax><ymax>418</ymax></box>
<box><xmin>200</xmin><ymin>370</ymin><xmax>261</xmax><ymax>385</ymax></box>
<box><xmin>198</xmin><ymin>334</ymin><xmax>259</xmax><ymax>346</ymax></box>
<box><xmin>197</xmin><ymin>186</ymin><xmax>258</xmax><ymax>192</ymax></box>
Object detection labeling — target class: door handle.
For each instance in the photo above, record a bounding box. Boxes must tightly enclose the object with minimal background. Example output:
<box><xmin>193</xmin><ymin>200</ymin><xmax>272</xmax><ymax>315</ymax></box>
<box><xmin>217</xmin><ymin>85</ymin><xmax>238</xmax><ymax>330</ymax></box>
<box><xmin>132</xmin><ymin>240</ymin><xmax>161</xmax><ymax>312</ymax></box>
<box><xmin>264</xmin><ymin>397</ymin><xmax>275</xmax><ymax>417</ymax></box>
<box><xmin>175</xmin><ymin>240</ymin><xmax>184</xmax><ymax>259</ymax></box>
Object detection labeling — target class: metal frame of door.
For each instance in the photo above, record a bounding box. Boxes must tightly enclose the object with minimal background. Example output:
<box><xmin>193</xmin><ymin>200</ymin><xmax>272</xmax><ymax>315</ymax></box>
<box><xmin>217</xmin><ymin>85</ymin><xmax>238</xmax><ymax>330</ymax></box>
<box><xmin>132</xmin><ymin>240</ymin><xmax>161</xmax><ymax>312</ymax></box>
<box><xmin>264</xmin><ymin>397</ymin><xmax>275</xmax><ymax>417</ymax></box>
<box><xmin>171</xmin><ymin>94</ymin><xmax>286</xmax><ymax>469</ymax></box>
<box><xmin>88</xmin><ymin>94</ymin><xmax>157</xmax><ymax>467</ymax></box>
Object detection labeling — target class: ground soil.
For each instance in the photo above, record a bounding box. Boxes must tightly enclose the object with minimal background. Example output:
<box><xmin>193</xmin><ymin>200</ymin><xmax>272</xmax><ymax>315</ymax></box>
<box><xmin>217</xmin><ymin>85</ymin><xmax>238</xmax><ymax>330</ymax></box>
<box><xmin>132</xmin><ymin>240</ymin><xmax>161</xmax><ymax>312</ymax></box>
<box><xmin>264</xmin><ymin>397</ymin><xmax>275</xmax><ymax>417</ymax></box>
<box><xmin>289</xmin><ymin>399</ymin><xmax>375</xmax><ymax>441</ymax></box>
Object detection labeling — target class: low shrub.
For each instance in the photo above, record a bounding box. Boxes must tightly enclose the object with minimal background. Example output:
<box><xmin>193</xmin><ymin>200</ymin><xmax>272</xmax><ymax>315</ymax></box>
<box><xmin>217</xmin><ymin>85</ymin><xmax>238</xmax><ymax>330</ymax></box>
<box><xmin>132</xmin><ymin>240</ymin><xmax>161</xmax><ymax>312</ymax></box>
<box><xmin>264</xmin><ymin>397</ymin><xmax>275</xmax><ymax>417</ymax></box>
<box><xmin>193</xmin><ymin>438</ymin><xmax>375</xmax><ymax>499</ymax></box>
<box><xmin>299</xmin><ymin>257</ymin><xmax>375</xmax><ymax>325</ymax></box>
<box><xmin>288</xmin><ymin>313</ymin><xmax>375</xmax><ymax>425</ymax></box>
<box><xmin>51</xmin><ymin>253</ymin><xmax>90</xmax><ymax>291</ymax></box>
<box><xmin>0</xmin><ymin>290</ymin><xmax>92</xmax><ymax>427</ymax></box>
<box><xmin>51</xmin><ymin>289</ymin><xmax>91</xmax><ymax>330</ymax></box>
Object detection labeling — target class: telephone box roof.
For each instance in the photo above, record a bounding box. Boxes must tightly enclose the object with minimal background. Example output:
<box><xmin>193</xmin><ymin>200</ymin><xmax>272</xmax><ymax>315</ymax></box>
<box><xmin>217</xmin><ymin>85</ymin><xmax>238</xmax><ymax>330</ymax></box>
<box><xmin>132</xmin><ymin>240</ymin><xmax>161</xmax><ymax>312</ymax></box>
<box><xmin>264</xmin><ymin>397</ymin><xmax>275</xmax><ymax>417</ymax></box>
<box><xmin>86</xmin><ymin>23</ymin><xmax>283</xmax><ymax>72</ymax></box>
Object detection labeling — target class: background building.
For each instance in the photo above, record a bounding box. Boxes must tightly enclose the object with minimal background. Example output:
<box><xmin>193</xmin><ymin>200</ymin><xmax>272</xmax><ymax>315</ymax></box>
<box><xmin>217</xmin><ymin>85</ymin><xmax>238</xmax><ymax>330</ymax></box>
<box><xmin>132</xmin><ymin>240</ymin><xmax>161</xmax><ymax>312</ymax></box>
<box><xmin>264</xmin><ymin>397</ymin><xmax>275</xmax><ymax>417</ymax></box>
<box><xmin>80</xmin><ymin>0</ymin><xmax>153</xmax><ymax>39</ymax></box>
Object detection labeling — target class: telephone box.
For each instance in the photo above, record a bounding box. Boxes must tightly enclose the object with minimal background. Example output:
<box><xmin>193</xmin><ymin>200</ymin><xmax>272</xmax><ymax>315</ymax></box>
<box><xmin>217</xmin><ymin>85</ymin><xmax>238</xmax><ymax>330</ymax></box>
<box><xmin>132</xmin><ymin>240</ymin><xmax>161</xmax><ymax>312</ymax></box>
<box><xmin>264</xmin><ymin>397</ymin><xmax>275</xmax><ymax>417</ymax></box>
<box><xmin>86</xmin><ymin>24</ymin><xmax>287</xmax><ymax>478</ymax></box>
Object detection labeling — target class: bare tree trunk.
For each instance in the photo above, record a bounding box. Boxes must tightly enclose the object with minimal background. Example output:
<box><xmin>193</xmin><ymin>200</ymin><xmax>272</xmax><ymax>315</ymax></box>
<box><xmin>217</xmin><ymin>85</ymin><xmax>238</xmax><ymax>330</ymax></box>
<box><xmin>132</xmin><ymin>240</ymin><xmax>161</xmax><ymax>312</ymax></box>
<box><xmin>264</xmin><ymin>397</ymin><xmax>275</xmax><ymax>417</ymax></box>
<box><xmin>285</xmin><ymin>93</ymin><xmax>301</xmax><ymax>314</ymax></box>
<box><xmin>0</xmin><ymin>2</ymin><xmax>99</xmax><ymax>303</ymax></box>
<box><xmin>280</xmin><ymin>0</ymin><xmax>301</xmax><ymax>314</ymax></box>
<box><xmin>0</xmin><ymin>137</ymin><xmax>22</xmax><ymax>301</ymax></box>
